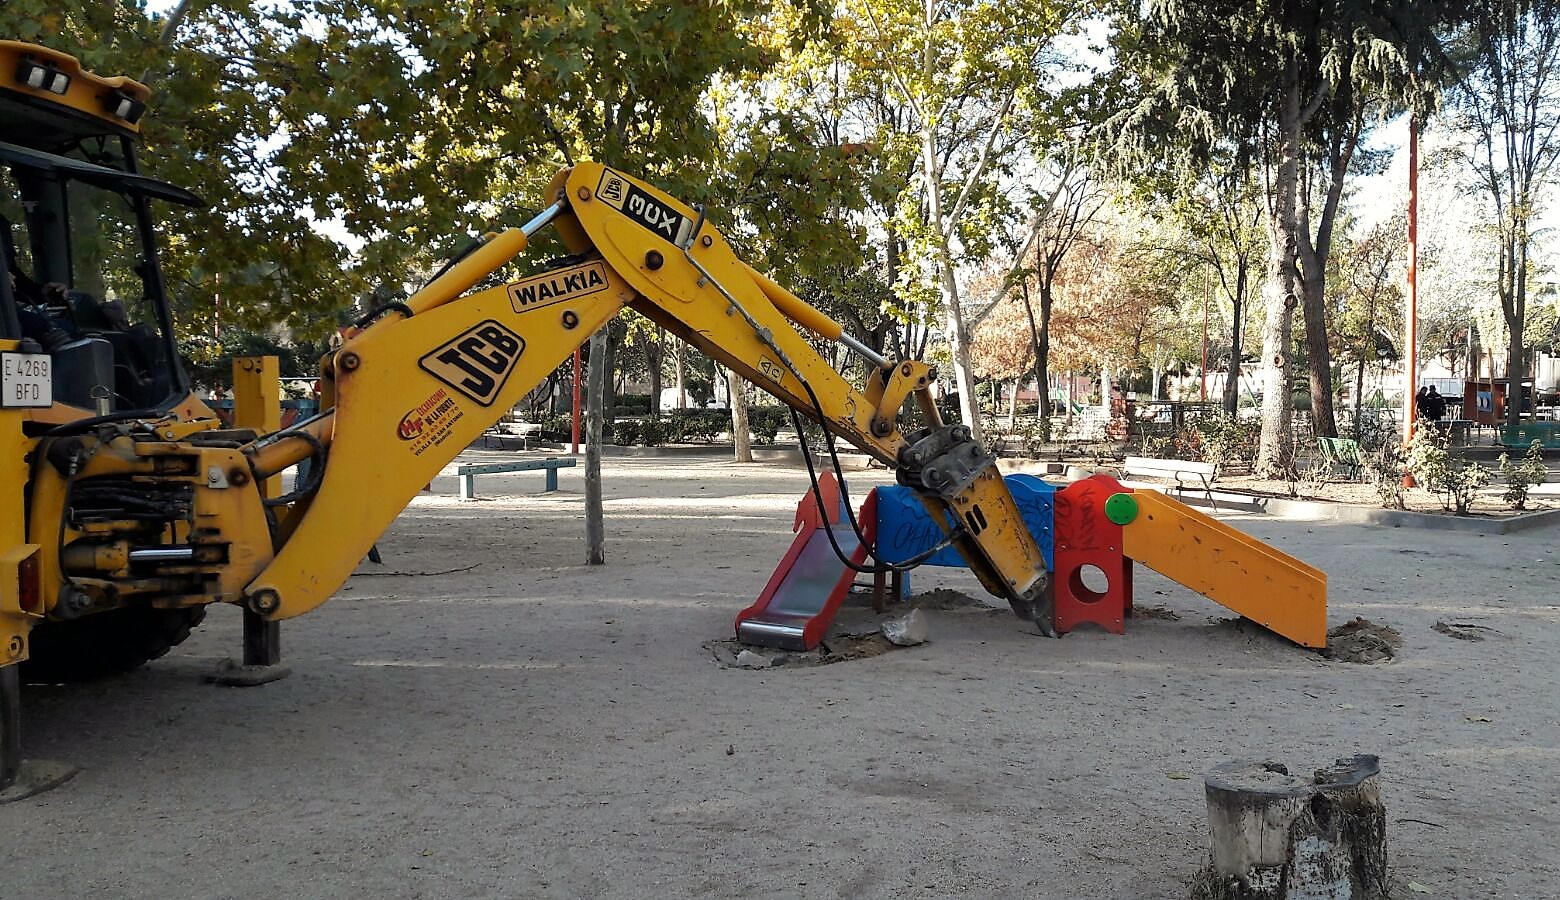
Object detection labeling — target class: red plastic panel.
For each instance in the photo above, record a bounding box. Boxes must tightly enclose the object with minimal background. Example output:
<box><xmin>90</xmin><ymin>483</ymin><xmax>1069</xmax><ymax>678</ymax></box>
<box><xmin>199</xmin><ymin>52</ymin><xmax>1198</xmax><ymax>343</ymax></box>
<box><xmin>1052</xmin><ymin>474</ymin><xmax>1133</xmax><ymax>636</ymax></box>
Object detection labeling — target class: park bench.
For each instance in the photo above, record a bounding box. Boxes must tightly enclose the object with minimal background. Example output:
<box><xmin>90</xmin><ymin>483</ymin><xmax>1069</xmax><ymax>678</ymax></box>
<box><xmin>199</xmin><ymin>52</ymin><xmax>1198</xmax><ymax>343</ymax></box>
<box><xmin>481</xmin><ymin>420</ymin><xmax>543</xmax><ymax>450</ymax></box>
<box><xmin>456</xmin><ymin>457</ymin><xmax>575</xmax><ymax>500</ymax></box>
<box><xmin>1316</xmin><ymin>437</ymin><xmax>1364</xmax><ymax>481</ymax></box>
<box><xmin>1122</xmin><ymin>456</ymin><xmax>1218</xmax><ymax>509</ymax></box>
<box><xmin>1499</xmin><ymin>421</ymin><xmax>1560</xmax><ymax>451</ymax></box>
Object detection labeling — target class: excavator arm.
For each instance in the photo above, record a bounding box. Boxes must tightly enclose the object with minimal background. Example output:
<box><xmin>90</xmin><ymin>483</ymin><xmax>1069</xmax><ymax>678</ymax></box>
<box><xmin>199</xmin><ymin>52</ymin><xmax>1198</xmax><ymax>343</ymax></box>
<box><xmin>201</xmin><ymin>164</ymin><xmax>1050</xmax><ymax>629</ymax></box>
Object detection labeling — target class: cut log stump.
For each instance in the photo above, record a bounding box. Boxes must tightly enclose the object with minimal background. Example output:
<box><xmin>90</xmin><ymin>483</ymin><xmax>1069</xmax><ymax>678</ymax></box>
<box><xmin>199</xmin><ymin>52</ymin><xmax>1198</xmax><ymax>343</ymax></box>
<box><xmin>1191</xmin><ymin>755</ymin><xmax>1387</xmax><ymax>900</ymax></box>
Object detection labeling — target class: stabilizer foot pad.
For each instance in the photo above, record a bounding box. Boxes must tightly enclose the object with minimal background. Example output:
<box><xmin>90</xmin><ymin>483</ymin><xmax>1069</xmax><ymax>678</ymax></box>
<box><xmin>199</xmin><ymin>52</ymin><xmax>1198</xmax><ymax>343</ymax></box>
<box><xmin>0</xmin><ymin>760</ymin><xmax>81</xmax><ymax>803</ymax></box>
<box><xmin>206</xmin><ymin>659</ymin><xmax>292</xmax><ymax>687</ymax></box>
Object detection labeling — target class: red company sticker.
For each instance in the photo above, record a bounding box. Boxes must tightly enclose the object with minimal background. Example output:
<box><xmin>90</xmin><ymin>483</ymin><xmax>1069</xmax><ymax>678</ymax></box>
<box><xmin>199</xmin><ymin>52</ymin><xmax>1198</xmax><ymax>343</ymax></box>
<box><xmin>398</xmin><ymin>387</ymin><xmax>453</xmax><ymax>441</ymax></box>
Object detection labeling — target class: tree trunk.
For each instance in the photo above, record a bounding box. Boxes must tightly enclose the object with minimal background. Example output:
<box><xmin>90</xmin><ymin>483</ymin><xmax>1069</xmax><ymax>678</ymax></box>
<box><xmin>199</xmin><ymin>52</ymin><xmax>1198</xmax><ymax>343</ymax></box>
<box><xmin>729</xmin><ymin>367</ymin><xmax>752</xmax><ymax>463</ymax></box>
<box><xmin>1354</xmin><ymin>358</ymin><xmax>1366</xmax><ymax>442</ymax></box>
<box><xmin>922</xmin><ymin>127</ymin><xmax>983</xmax><ymax>445</ymax></box>
<box><xmin>1505</xmin><ymin>225</ymin><xmax>1529</xmax><ymax>429</ymax></box>
<box><xmin>1020</xmin><ymin>280</ymin><xmax>1052</xmax><ymax>430</ymax></box>
<box><xmin>1193</xmin><ymin>756</ymin><xmax>1388</xmax><ymax>900</ymax></box>
<box><xmin>585</xmin><ymin>329</ymin><xmax>608</xmax><ymax>565</ymax></box>
<box><xmin>648</xmin><ymin>326</ymin><xmax>663</xmax><ymax>413</ymax></box>
<box><xmin>1300</xmin><ymin>273</ymin><xmax>1337</xmax><ymax>438</ymax></box>
<box><xmin>1254</xmin><ymin>71</ymin><xmax>1302</xmax><ymax>478</ymax></box>
<box><xmin>603</xmin><ymin>319</ymin><xmax>622</xmax><ymax>427</ymax></box>
<box><xmin>674</xmin><ymin>341</ymin><xmax>687</xmax><ymax>411</ymax></box>
<box><xmin>1224</xmin><ymin>272</ymin><xmax>1244</xmax><ymax>415</ymax></box>
<box><xmin>1008</xmin><ymin>376</ymin><xmax>1019</xmax><ymax>427</ymax></box>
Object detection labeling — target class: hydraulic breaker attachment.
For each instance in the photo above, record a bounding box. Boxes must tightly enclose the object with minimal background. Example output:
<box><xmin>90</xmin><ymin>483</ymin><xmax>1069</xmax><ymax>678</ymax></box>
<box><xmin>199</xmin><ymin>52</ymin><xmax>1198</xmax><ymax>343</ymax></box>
<box><xmin>898</xmin><ymin>424</ymin><xmax>1053</xmax><ymax>634</ymax></box>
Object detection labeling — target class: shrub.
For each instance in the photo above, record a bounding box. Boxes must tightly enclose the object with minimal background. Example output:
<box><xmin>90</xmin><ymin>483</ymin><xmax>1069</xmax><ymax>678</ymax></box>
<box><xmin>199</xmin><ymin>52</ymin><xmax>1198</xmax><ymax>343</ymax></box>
<box><xmin>1407</xmin><ymin>426</ymin><xmax>1489</xmax><ymax>515</ymax></box>
<box><xmin>637</xmin><ymin>416</ymin><xmax>669</xmax><ymax>447</ymax></box>
<box><xmin>1366</xmin><ymin>443</ymin><xmax>1407</xmax><ymax>510</ymax></box>
<box><xmin>1016</xmin><ymin>416</ymin><xmax>1053</xmax><ymax>457</ymax></box>
<box><xmin>611</xmin><ymin>420</ymin><xmax>640</xmax><ymax>446</ymax></box>
<box><xmin>748</xmin><ymin>406</ymin><xmax>787</xmax><ymax>445</ymax></box>
<box><xmin>617</xmin><ymin>393</ymin><xmax>652</xmax><ymax>415</ymax></box>
<box><xmin>1193</xmin><ymin>415</ymin><xmax>1260</xmax><ymax>479</ymax></box>
<box><xmin>1498</xmin><ymin>440</ymin><xmax>1547</xmax><ymax>510</ymax></box>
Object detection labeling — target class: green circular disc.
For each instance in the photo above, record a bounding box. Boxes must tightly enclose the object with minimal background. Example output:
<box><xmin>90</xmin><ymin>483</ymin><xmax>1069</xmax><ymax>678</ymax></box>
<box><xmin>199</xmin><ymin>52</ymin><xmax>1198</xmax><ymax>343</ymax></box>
<box><xmin>1104</xmin><ymin>493</ymin><xmax>1138</xmax><ymax>525</ymax></box>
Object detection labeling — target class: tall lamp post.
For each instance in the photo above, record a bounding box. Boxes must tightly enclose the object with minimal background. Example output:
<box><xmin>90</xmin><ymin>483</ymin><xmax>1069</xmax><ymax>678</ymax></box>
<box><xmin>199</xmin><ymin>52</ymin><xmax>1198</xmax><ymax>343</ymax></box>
<box><xmin>1402</xmin><ymin>115</ymin><xmax>1420</xmax><ymax>487</ymax></box>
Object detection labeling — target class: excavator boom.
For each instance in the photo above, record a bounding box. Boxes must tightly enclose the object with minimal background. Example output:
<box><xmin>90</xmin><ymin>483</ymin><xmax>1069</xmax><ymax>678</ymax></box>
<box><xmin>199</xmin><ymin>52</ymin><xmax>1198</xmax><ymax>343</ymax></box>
<box><xmin>236</xmin><ymin>162</ymin><xmax>1049</xmax><ymax>626</ymax></box>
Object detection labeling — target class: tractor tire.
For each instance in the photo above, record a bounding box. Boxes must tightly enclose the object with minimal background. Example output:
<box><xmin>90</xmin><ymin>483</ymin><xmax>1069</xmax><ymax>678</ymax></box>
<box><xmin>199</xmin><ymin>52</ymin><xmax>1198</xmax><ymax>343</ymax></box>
<box><xmin>20</xmin><ymin>605</ymin><xmax>207</xmax><ymax>683</ymax></box>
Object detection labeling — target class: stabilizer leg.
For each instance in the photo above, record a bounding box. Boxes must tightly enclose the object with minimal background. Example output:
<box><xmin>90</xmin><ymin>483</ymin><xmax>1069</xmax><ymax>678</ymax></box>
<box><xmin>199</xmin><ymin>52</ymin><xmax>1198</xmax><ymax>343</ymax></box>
<box><xmin>0</xmin><ymin>664</ymin><xmax>80</xmax><ymax>802</ymax></box>
<box><xmin>207</xmin><ymin>609</ymin><xmax>291</xmax><ymax>687</ymax></box>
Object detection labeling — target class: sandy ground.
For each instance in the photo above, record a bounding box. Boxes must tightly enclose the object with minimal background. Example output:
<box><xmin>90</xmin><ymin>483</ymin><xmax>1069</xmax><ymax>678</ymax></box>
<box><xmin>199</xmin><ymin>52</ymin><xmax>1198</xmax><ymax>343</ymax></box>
<box><xmin>3</xmin><ymin>451</ymin><xmax>1558</xmax><ymax>898</ymax></box>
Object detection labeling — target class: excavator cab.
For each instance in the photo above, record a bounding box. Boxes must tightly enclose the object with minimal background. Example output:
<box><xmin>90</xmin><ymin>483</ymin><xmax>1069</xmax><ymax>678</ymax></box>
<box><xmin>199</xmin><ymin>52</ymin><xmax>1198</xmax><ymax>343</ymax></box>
<box><xmin>0</xmin><ymin>41</ymin><xmax>200</xmax><ymax>423</ymax></box>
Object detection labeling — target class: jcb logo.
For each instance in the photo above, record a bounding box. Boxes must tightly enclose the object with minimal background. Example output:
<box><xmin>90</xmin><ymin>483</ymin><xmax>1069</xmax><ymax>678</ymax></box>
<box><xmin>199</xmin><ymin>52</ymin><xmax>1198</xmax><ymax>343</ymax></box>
<box><xmin>419</xmin><ymin>321</ymin><xmax>526</xmax><ymax>407</ymax></box>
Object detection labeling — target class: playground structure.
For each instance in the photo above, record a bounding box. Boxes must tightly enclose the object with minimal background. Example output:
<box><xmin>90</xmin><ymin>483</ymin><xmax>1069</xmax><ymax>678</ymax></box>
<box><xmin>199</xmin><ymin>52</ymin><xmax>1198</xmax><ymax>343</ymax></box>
<box><xmin>738</xmin><ymin>472</ymin><xmax>1328</xmax><ymax>650</ymax></box>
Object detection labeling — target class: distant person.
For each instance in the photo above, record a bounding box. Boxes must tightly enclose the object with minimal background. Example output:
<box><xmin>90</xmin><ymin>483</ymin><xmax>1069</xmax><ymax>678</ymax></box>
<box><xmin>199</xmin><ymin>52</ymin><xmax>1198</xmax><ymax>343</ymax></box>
<box><xmin>1423</xmin><ymin>386</ymin><xmax>1446</xmax><ymax>423</ymax></box>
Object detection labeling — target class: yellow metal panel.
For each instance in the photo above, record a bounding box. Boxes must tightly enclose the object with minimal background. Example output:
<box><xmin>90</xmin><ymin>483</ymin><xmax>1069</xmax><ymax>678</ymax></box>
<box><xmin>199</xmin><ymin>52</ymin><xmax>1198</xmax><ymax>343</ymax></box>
<box><xmin>233</xmin><ymin>356</ymin><xmax>282</xmax><ymax>497</ymax></box>
<box><xmin>1120</xmin><ymin>491</ymin><xmax>1327</xmax><ymax>648</ymax></box>
<box><xmin>232</xmin><ymin>357</ymin><xmax>282</xmax><ymax>433</ymax></box>
<box><xmin>246</xmin><ymin>262</ymin><xmax>631</xmax><ymax>620</ymax></box>
<box><xmin>0</xmin><ymin>41</ymin><xmax>149</xmax><ymax>137</ymax></box>
<box><xmin>562</xmin><ymin>162</ymin><xmax>890</xmax><ymax>461</ymax></box>
<box><xmin>0</xmin><ymin>385</ymin><xmax>37</xmax><ymax>663</ymax></box>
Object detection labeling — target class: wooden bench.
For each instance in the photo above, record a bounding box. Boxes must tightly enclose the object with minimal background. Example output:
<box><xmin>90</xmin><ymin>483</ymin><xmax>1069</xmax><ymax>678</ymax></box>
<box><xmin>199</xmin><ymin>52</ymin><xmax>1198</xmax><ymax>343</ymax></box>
<box><xmin>455</xmin><ymin>457</ymin><xmax>575</xmax><ymax>500</ymax></box>
<box><xmin>1122</xmin><ymin>456</ymin><xmax>1218</xmax><ymax>508</ymax></box>
<box><xmin>481</xmin><ymin>421</ymin><xmax>543</xmax><ymax>450</ymax></box>
<box><xmin>1316</xmin><ymin>437</ymin><xmax>1364</xmax><ymax>481</ymax></box>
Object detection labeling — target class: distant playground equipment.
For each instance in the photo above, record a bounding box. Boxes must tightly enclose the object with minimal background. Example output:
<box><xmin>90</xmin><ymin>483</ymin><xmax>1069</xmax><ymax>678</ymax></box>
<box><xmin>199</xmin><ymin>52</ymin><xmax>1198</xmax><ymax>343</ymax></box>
<box><xmin>737</xmin><ymin>472</ymin><xmax>1327</xmax><ymax>651</ymax></box>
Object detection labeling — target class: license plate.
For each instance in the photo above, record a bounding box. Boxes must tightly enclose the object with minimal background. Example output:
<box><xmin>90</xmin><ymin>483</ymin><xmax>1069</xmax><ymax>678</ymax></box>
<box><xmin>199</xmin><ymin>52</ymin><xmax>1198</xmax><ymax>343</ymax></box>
<box><xmin>1</xmin><ymin>351</ymin><xmax>52</xmax><ymax>408</ymax></box>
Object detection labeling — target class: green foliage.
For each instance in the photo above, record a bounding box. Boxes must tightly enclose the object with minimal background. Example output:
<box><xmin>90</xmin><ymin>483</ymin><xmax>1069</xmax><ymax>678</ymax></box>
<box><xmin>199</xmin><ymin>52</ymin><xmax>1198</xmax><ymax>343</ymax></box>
<box><xmin>1498</xmin><ymin>440</ymin><xmax>1547</xmax><ymax>510</ymax></box>
<box><xmin>179</xmin><ymin>329</ymin><xmax>333</xmax><ymax>390</ymax></box>
<box><xmin>3</xmin><ymin>1</ymin><xmax>797</xmax><ymax>344</ymax></box>
<box><xmin>637</xmin><ymin>417</ymin><xmax>675</xmax><ymax>447</ymax></box>
<box><xmin>1408</xmin><ymin>427</ymin><xmax>1490</xmax><ymax>515</ymax></box>
<box><xmin>1192</xmin><ymin>415</ymin><xmax>1259</xmax><ymax>478</ymax></box>
<box><xmin>747</xmin><ymin>407</ymin><xmax>788</xmax><ymax>445</ymax></box>
<box><xmin>664</xmin><ymin>410</ymin><xmax>727</xmax><ymax>444</ymax></box>
<box><xmin>616</xmin><ymin>394</ymin><xmax>652</xmax><ymax>415</ymax></box>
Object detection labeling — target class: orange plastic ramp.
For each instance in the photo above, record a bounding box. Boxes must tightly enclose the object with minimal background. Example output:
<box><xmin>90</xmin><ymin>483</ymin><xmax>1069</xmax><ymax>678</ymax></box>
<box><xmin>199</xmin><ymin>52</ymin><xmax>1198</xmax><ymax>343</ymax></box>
<box><xmin>1116</xmin><ymin>491</ymin><xmax>1326</xmax><ymax>648</ymax></box>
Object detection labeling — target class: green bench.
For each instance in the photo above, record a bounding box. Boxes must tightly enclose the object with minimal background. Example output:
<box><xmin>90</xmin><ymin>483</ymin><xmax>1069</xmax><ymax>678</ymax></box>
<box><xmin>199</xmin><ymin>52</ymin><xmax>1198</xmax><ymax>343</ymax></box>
<box><xmin>1316</xmin><ymin>437</ymin><xmax>1364</xmax><ymax>481</ymax></box>
<box><xmin>1499</xmin><ymin>422</ymin><xmax>1560</xmax><ymax>450</ymax></box>
<box><xmin>456</xmin><ymin>457</ymin><xmax>575</xmax><ymax>500</ymax></box>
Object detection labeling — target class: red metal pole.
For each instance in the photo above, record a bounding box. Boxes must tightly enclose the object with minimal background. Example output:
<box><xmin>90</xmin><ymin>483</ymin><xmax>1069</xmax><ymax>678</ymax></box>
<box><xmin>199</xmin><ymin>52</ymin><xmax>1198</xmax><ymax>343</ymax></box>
<box><xmin>571</xmin><ymin>348</ymin><xmax>582</xmax><ymax>455</ymax></box>
<box><xmin>1403</xmin><ymin>116</ymin><xmax>1420</xmax><ymax>487</ymax></box>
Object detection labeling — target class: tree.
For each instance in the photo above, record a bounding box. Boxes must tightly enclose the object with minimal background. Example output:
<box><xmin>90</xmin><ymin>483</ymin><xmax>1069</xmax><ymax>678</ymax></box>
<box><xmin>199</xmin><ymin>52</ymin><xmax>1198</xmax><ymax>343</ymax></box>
<box><xmin>1108</xmin><ymin>1</ymin><xmax>1466</xmax><ymax>475</ymax></box>
<box><xmin>2</xmin><ymin>1</ymin><xmax>420</xmax><ymax>335</ymax></box>
<box><xmin>967</xmin><ymin>152</ymin><xmax>1107</xmax><ymax>432</ymax></box>
<box><xmin>1332</xmin><ymin>217</ymin><xmax>1405</xmax><ymax>435</ymax></box>
<box><xmin>1134</xmin><ymin>160</ymin><xmax>1266</xmax><ymax>414</ymax></box>
<box><xmin>1447</xmin><ymin>0</ymin><xmax>1560</xmax><ymax>428</ymax></box>
<box><xmin>847</xmin><ymin>0</ymin><xmax>1089</xmax><ymax>444</ymax></box>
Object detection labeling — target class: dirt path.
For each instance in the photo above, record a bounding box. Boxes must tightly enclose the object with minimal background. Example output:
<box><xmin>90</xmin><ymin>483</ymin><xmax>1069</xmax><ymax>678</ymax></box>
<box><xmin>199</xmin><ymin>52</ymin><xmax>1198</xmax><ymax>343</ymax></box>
<box><xmin>3</xmin><ymin>453</ymin><xmax>1556</xmax><ymax>898</ymax></box>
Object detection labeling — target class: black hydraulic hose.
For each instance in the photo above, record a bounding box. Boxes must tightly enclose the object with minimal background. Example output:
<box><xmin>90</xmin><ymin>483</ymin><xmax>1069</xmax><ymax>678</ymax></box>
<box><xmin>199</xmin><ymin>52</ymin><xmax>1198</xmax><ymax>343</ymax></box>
<box><xmin>41</xmin><ymin>409</ymin><xmax>165</xmax><ymax>437</ymax></box>
<box><xmin>786</xmin><ymin>402</ymin><xmax>964</xmax><ymax>576</ymax></box>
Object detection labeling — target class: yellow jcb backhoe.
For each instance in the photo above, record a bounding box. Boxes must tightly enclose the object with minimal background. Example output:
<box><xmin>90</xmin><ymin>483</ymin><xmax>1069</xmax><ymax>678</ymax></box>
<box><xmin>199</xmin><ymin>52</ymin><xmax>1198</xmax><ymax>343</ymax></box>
<box><xmin>0</xmin><ymin>42</ymin><xmax>1050</xmax><ymax>796</ymax></box>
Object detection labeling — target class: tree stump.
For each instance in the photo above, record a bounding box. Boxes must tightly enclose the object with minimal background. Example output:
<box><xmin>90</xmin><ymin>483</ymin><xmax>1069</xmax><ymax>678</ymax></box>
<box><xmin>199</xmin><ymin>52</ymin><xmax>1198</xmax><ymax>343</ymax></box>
<box><xmin>1191</xmin><ymin>755</ymin><xmax>1388</xmax><ymax>900</ymax></box>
